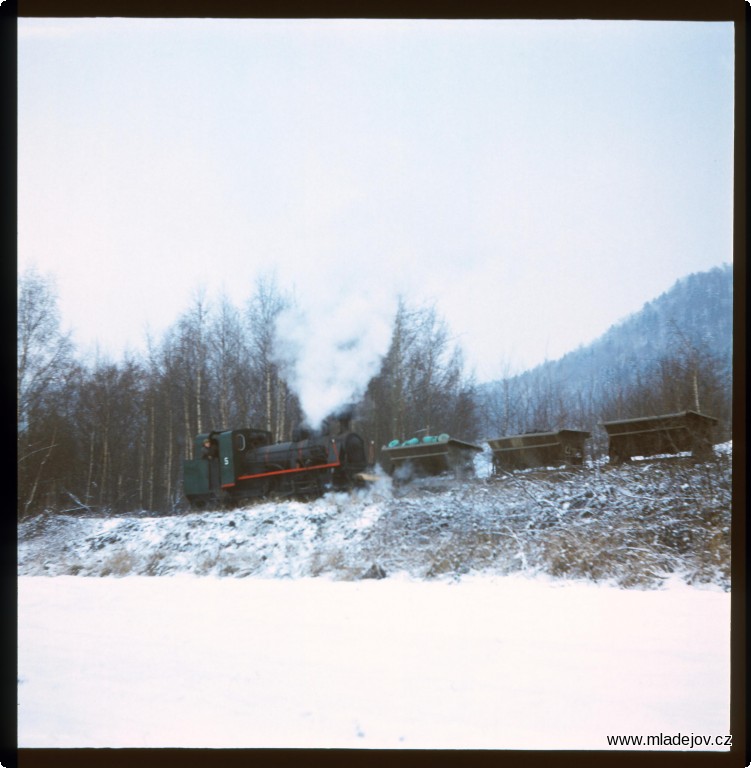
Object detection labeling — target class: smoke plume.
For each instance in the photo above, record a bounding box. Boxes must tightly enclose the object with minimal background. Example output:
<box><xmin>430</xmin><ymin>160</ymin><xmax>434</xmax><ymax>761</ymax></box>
<box><xmin>274</xmin><ymin>290</ymin><xmax>395</xmax><ymax>430</ymax></box>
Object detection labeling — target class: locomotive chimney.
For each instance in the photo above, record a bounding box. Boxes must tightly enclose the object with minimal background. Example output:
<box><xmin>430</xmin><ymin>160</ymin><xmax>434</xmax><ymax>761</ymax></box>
<box><xmin>333</xmin><ymin>406</ymin><xmax>354</xmax><ymax>434</ymax></box>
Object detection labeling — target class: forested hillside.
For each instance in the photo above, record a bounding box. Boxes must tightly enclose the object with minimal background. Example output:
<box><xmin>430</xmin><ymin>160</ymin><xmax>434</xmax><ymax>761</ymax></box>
<box><xmin>477</xmin><ymin>264</ymin><xmax>733</xmax><ymax>451</ymax></box>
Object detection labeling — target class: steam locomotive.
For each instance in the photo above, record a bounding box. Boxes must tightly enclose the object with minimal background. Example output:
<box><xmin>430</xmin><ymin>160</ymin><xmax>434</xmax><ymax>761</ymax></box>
<box><xmin>183</xmin><ymin>421</ymin><xmax>372</xmax><ymax>508</ymax></box>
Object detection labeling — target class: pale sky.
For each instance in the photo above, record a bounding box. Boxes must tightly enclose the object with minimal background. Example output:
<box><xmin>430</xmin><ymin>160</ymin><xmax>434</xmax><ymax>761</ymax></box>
<box><xmin>18</xmin><ymin>18</ymin><xmax>735</xmax><ymax>384</ymax></box>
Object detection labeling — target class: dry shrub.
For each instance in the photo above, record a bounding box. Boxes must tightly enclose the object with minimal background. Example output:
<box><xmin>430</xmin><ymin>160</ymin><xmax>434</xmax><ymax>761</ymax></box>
<box><xmin>100</xmin><ymin>549</ymin><xmax>135</xmax><ymax>577</ymax></box>
<box><xmin>309</xmin><ymin>548</ymin><xmax>362</xmax><ymax>579</ymax></box>
<box><xmin>144</xmin><ymin>550</ymin><xmax>166</xmax><ymax>576</ymax></box>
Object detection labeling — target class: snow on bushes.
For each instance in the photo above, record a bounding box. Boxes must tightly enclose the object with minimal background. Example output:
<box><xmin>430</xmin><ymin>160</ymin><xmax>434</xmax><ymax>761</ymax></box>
<box><xmin>18</xmin><ymin>447</ymin><xmax>732</xmax><ymax>589</ymax></box>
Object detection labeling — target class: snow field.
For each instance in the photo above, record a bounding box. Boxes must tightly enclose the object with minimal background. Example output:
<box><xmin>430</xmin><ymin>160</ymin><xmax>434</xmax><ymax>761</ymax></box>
<box><xmin>18</xmin><ymin>575</ymin><xmax>730</xmax><ymax>750</ymax></box>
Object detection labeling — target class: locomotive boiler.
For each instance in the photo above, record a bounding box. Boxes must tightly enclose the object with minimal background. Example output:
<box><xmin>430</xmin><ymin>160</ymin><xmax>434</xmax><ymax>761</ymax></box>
<box><xmin>183</xmin><ymin>423</ymin><xmax>372</xmax><ymax>508</ymax></box>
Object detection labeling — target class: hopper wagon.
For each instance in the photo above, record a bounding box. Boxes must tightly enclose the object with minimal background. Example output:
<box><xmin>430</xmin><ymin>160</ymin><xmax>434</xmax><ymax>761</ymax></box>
<box><xmin>488</xmin><ymin>429</ymin><xmax>590</xmax><ymax>473</ymax></box>
<box><xmin>382</xmin><ymin>433</ymin><xmax>483</xmax><ymax>480</ymax></box>
<box><xmin>602</xmin><ymin>410</ymin><xmax>717</xmax><ymax>463</ymax></box>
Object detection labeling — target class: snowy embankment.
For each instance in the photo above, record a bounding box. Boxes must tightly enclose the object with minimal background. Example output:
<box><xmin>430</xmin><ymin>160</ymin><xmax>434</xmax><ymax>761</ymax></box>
<box><xmin>18</xmin><ymin>445</ymin><xmax>732</xmax><ymax>588</ymax></box>
<box><xmin>17</xmin><ymin>446</ymin><xmax>732</xmax><ymax>749</ymax></box>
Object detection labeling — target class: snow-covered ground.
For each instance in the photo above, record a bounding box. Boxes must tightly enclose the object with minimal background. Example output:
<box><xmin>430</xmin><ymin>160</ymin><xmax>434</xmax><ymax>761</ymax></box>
<box><xmin>18</xmin><ymin>574</ymin><xmax>730</xmax><ymax>750</ymax></box>
<box><xmin>17</xmin><ymin>447</ymin><xmax>732</xmax><ymax>588</ymax></box>
<box><xmin>17</xmin><ymin>445</ymin><xmax>732</xmax><ymax>749</ymax></box>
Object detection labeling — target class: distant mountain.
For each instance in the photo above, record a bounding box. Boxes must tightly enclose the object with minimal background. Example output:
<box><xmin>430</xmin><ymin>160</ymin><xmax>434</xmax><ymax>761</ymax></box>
<box><xmin>476</xmin><ymin>264</ymin><xmax>733</xmax><ymax>444</ymax></box>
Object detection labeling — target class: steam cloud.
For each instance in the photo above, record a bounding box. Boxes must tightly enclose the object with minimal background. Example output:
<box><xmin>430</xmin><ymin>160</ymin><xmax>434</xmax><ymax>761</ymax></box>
<box><xmin>274</xmin><ymin>290</ymin><xmax>396</xmax><ymax>430</ymax></box>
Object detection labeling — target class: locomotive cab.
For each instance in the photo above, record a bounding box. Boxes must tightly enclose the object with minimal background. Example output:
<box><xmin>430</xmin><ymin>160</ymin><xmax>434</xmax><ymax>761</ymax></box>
<box><xmin>183</xmin><ymin>428</ymin><xmax>272</xmax><ymax>508</ymax></box>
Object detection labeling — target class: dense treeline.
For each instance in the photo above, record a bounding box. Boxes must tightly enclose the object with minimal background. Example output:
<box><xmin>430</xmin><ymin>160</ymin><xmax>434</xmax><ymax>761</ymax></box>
<box><xmin>17</xmin><ymin>271</ymin><xmax>476</xmax><ymax>518</ymax></box>
<box><xmin>17</xmin><ymin>265</ymin><xmax>733</xmax><ymax>519</ymax></box>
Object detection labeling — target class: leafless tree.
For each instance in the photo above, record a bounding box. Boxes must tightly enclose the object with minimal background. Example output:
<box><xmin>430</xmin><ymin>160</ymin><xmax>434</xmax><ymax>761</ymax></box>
<box><xmin>207</xmin><ymin>294</ymin><xmax>253</xmax><ymax>429</ymax></box>
<box><xmin>362</xmin><ymin>297</ymin><xmax>477</xmax><ymax>462</ymax></box>
<box><xmin>245</xmin><ymin>274</ymin><xmax>300</xmax><ymax>440</ymax></box>
<box><xmin>17</xmin><ymin>269</ymin><xmax>75</xmax><ymax>517</ymax></box>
